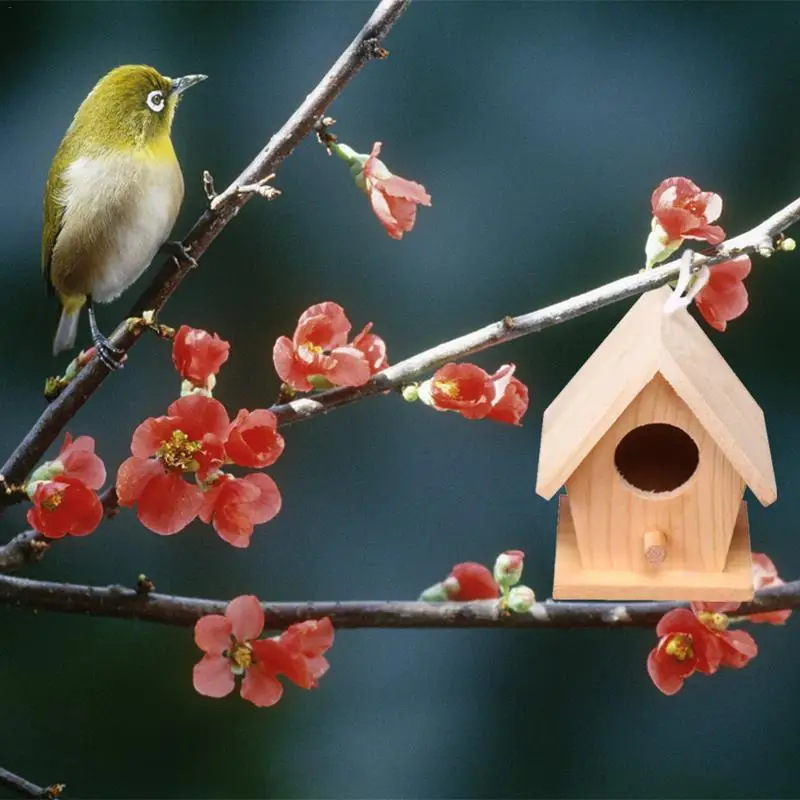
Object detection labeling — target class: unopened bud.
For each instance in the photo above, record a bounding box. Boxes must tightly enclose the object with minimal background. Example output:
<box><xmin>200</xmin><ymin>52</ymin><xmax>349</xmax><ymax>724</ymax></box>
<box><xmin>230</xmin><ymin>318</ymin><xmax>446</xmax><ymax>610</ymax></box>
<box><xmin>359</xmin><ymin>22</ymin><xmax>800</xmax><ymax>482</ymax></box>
<box><xmin>402</xmin><ymin>383</ymin><xmax>419</xmax><ymax>403</ymax></box>
<box><xmin>507</xmin><ymin>585</ymin><xmax>536</xmax><ymax>613</ymax></box>
<box><xmin>419</xmin><ymin>581</ymin><xmax>449</xmax><ymax>602</ymax></box>
<box><xmin>493</xmin><ymin>549</ymin><xmax>524</xmax><ymax>589</ymax></box>
<box><xmin>779</xmin><ymin>237</ymin><xmax>796</xmax><ymax>252</ymax></box>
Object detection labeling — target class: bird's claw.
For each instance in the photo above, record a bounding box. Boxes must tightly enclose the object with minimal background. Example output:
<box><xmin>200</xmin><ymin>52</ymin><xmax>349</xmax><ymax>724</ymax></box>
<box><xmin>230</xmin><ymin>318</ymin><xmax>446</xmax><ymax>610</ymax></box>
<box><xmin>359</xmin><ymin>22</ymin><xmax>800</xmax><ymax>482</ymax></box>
<box><xmin>160</xmin><ymin>240</ymin><xmax>198</xmax><ymax>269</ymax></box>
<box><xmin>93</xmin><ymin>334</ymin><xmax>125</xmax><ymax>371</ymax></box>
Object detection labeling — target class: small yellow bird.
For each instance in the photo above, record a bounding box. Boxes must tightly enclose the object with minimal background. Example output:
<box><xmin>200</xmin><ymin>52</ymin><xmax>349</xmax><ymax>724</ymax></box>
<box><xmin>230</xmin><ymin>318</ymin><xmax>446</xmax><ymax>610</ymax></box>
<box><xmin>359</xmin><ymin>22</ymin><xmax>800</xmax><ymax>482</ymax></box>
<box><xmin>42</xmin><ymin>65</ymin><xmax>206</xmax><ymax>368</ymax></box>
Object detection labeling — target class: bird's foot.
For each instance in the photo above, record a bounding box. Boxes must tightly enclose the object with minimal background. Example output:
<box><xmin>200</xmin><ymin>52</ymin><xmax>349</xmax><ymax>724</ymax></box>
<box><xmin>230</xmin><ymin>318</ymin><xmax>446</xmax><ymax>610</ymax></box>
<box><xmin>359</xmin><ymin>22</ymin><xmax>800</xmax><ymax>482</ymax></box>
<box><xmin>92</xmin><ymin>332</ymin><xmax>125</xmax><ymax>371</ymax></box>
<box><xmin>160</xmin><ymin>240</ymin><xmax>198</xmax><ymax>269</ymax></box>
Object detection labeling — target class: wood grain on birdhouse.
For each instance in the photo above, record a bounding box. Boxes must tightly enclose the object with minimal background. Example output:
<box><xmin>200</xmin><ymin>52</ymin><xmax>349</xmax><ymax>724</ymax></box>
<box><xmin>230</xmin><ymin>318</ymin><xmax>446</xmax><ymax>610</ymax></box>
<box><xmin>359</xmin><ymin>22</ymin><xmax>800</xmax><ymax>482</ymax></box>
<box><xmin>536</xmin><ymin>286</ymin><xmax>777</xmax><ymax>601</ymax></box>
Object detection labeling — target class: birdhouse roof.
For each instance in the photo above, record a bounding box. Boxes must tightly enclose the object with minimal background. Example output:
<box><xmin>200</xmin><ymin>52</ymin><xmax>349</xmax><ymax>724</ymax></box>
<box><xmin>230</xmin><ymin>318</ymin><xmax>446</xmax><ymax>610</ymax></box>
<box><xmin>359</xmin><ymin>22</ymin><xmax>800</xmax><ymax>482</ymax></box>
<box><xmin>536</xmin><ymin>286</ymin><xmax>777</xmax><ymax>505</ymax></box>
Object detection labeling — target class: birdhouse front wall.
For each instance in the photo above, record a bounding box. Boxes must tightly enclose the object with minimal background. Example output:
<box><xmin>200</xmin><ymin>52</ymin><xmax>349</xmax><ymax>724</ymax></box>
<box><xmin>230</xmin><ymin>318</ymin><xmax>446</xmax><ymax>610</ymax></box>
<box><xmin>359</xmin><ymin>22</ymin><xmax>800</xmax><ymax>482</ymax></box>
<box><xmin>565</xmin><ymin>375</ymin><xmax>745</xmax><ymax>574</ymax></box>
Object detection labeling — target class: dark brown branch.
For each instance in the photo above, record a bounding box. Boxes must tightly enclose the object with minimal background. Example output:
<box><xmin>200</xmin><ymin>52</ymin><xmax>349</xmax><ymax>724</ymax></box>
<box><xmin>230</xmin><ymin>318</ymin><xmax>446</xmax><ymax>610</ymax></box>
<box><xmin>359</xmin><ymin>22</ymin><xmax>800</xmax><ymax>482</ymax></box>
<box><xmin>0</xmin><ymin>766</ymin><xmax>62</xmax><ymax>800</ymax></box>
<box><xmin>269</xmin><ymin>197</ymin><xmax>800</xmax><ymax>427</ymax></box>
<box><xmin>0</xmin><ymin>573</ymin><xmax>797</xmax><ymax>629</ymax></box>
<box><xmin>0</xmin><ymin>530</ymin><xmax>45</xmax><ymax>573</ymax></box>
<box><xmin>0</xmin><ymin>0</ymin><xmax>409</xmax><ymax>496</ymax></box>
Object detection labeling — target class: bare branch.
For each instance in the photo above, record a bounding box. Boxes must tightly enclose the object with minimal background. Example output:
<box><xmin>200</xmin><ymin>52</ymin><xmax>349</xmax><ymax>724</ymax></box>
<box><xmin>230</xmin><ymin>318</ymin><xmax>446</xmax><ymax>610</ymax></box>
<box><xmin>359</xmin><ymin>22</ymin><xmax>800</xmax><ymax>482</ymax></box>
<box><xmin>0</xmin><ymin>0</ymin><xmax>410</xmax><ymax>497</ymax></box>
<box><xmin>0</xmin><ymin>766</ymin><xmax>63</xmax><ymax>800</ymax></box>
<box><xmin>0</xmin><ymin>573</ymin><xmax>797</xmax><ymax>629</ymax></box>
<box><xmin>270</xmin><ymin>195</ymin><xmax>800</xmax><ymax>426</ymax></box>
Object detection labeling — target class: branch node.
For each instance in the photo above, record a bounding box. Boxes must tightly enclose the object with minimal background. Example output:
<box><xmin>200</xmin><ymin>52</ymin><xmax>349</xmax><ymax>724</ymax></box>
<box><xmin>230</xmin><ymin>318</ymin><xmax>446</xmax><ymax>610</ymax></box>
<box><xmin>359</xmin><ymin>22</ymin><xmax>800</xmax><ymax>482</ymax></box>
<box><xmin>202</xmin><ymin>169</ymin><xmax>217</xmax><ymax>203</ymax></box>
<box><xmin>45</xmin><ymin>783</ymin><xmax>66</xmax><ymax>799</ymax></box>
<box><xmin>363</xmin><ymin>37</ymin><xmax>389</xmax><ymax>59</ymax></box>
<box><xmin>502</xmin><ymin>315</ymin><xmax>516</xmax><ymax>331</ymax></box>
<box><xmin>315</xmin><ymin>116</ymin><xmax>338</xmax><ymax>152</ymax></box>
<box><xmin>136</xmin><ymin>574</ymin><xmax>155</xmax><ymax>595</ymax></box>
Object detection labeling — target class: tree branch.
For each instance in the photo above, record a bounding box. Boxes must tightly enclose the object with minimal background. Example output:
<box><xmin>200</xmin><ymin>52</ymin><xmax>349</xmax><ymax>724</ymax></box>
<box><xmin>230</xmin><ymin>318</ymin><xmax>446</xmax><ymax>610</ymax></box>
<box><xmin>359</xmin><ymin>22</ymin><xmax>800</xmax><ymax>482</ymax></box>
<box><xmin>0</xmin><ymin>766</ymin><xmax>62</xmax><ymax>800</ymax></box>
<box><xmin>0</xmin><ymin>573</ymin><xmax>797</xmax><ymax>629</ymax></box>
<box><xmin>0</xmin><ymin>0</ymin><xmax>410</xmax><ymax>495</ymax></box>
<box><xmin>269</xmin><ymin>195</ymin><xmax>800</xmax><ymax>426</ymax></box>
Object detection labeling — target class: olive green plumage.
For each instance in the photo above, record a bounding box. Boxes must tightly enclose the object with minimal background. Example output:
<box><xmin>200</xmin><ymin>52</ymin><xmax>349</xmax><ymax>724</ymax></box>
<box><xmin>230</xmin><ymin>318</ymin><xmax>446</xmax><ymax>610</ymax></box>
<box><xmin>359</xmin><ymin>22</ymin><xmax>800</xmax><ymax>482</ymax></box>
<box><xmin>42</xmin><ymin>64</ymin><xmax>206</xmax><ymax>362</ymax></box>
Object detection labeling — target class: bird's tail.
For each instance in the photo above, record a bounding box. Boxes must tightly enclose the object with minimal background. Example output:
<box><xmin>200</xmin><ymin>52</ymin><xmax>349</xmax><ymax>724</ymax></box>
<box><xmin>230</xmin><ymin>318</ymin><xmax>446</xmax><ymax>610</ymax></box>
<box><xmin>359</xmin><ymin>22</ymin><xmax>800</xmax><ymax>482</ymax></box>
<box><xmin>53</xmin><ymin>301</ymin><xmax>82</xmax><ymax>356</ymax></box>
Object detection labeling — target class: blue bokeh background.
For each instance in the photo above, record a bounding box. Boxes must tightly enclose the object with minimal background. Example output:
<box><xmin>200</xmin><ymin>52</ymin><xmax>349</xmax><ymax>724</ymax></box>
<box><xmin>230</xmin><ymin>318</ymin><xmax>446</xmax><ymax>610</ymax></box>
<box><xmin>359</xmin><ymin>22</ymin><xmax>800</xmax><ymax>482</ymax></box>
<box><xmin>2</xmin><ymin>2</ymin><xmax>800</xmax><ymax>797</ymax></box>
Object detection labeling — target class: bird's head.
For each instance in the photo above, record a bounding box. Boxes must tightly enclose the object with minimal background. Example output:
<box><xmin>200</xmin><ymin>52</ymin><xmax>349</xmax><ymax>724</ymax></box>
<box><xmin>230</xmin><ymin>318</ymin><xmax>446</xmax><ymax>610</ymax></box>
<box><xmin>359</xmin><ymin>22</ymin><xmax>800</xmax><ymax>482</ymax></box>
<box><xmin>70</xmin><ymin>64</ymin><xmax>207</xmax><ymax>151</ymax></box>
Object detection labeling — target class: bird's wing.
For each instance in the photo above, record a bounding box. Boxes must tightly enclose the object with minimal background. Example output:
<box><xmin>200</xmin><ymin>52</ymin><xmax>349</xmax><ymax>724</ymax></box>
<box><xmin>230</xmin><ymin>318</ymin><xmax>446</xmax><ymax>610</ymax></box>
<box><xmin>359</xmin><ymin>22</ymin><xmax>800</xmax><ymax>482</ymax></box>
<box><xmin>42</xmin><ymin>150</ymin><xmax>68</xmax><ymax>297</ymax></box>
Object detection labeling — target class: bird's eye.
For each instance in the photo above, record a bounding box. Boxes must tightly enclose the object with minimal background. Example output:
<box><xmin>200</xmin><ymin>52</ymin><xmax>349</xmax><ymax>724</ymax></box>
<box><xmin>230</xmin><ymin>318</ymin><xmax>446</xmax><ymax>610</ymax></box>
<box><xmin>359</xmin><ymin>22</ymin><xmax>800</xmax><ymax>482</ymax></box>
<box><xmin>146</xmin><ymin>90</ymin><xmax>165</xmax><ymax>112</ymax></box>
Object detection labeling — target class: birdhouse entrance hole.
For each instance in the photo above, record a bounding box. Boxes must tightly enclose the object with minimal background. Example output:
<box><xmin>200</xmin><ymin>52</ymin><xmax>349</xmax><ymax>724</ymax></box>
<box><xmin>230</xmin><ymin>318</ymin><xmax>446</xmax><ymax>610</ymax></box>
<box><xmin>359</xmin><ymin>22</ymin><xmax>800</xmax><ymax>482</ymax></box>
<box><xmin>614</xmin><ymin>423</ymin><xmax>699</xmax><ymax>494</ymax></box>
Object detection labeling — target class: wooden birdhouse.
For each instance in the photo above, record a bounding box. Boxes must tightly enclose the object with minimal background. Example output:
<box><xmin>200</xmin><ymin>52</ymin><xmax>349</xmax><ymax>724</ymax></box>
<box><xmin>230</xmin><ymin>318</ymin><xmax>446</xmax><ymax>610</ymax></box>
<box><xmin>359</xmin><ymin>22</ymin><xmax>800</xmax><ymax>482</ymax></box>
<box><xmin>536</xmin><ymin>286</ymin><xmax>776</xmax><ymax>601</ymax></box>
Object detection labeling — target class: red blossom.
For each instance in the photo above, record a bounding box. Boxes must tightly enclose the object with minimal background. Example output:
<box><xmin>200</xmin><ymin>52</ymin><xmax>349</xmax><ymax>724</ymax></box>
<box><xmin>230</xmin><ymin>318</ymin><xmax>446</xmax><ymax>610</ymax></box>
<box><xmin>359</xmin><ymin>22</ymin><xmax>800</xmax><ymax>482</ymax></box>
<box><xmin>273</xmin><ymin>618</ymin><xmax>335</xmax><ymax>689</ymax></box>
<box><xmin>694</xmin><ymin>256</ymin><xmax>751</xmax><ymax>332</ymax></box>
<box><xmin>422</xmin><ymin>362</ymin><xmax>530</xmax><ymax>425</ymax></box>
<box><xmin>359</xmin><ymin>142</ymin><xmax>431</xmax><ymax>240</ymax></box>
<box><xmin>116</xmin><ymin>395</ymin><xmax>230</xmax><ymax>535</ymax></box>
<box><xmin>425</xmin><ymin>363</ymin><xmax>495</xmax><ymax>419</ymax></box>
<box><xmin>26</xmin><ymin>476</ymin><xmax>103</xmax><ymax>539</ymax></box>
<box><xmin>273</xmin><ymin>302</ymin><xmax>379</xmax><ymax>391</ymax></box>
<box><xmin>227</xmin><ymin>409</ymin><xmax>285</xmax><ymax>469</ymax></box>
<box><xmin>172</xmin><ymin>325</ymin><xmax>231</xmax><ymax>387</ymax></box>
<box><xmin>647</xmin><ymin>608</ymin><xmax>722</xmax><ymax>695</ymax></box>
<box><xmin>651</xmin><ymin>177</ymin><xmax>725</xmax><ymax>246</ymax></box>
<box><xmin>193</xmin><ymin>596</ymin><xmax>334</xmax><ymax>707</ymax></box>
<box><xmin>199</xmin><ymin>473</ymin><xmax>282</xmax><ymax>548</ymax></box>
<box><xmin>193</xmin><ymin>595</ymin><xmax>284</xmax><ymax>707</ymax></box>
<box><xmin>444</xmin><ymin>562</ymin><xmax>500</xmax><ymax>600</ymax></box>
<box><xmin>647</xmin><ymin>604</ymin><xmax>758</xmax><ymax>695</ymax></box>
<box><xmin>749</xmin><ymin>553</ymin><xmax>792</xmax><ymax>625</ymax></box>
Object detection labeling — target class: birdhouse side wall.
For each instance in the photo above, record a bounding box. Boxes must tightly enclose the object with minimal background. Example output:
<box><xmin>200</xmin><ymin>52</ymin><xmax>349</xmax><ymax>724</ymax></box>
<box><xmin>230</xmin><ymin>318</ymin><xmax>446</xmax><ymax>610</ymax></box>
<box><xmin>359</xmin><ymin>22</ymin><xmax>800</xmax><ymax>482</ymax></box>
<box><xmin>566</xmin><ymin>376</ymin><xmax>745</xmax><ymax>573</ymax></box>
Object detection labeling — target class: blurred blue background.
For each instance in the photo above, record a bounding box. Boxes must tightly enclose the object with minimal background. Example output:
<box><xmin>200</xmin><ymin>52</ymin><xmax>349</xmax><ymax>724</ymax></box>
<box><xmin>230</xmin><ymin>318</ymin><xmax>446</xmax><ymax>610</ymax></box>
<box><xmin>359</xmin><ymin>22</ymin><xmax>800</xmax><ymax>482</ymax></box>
<box><xmin>2</xmin><ymin>2</ymin><xmax>800</xmax><ymax>797</ymax></box>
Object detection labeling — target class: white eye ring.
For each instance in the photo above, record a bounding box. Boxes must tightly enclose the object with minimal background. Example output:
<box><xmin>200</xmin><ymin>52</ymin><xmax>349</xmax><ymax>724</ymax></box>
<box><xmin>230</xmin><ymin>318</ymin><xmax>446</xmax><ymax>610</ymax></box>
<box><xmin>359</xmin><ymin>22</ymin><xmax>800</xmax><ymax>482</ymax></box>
<box><xmin>146</xmin><ymin>90</ymin><xmax>165</xmax><ymax>112</ymax></box>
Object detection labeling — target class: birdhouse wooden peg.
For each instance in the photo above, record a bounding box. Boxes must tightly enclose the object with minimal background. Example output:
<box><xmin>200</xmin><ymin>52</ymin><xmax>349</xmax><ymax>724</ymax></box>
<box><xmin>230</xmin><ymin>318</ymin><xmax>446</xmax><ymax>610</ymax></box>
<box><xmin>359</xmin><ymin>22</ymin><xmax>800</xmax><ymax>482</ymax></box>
<box><xmin>536</xmin><ymin>286</ymin><xmax>777</xmax><ymax>601</ymax></box>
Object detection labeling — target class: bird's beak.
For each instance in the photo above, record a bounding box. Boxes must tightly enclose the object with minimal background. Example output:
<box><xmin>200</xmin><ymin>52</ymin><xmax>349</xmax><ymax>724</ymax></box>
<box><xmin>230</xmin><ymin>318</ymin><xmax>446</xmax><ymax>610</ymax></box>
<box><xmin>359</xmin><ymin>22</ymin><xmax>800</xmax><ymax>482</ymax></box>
<box><xmin>169</xmin><ymin>74</ymin><xmax>208</xmax><ymax>96</ymax></box>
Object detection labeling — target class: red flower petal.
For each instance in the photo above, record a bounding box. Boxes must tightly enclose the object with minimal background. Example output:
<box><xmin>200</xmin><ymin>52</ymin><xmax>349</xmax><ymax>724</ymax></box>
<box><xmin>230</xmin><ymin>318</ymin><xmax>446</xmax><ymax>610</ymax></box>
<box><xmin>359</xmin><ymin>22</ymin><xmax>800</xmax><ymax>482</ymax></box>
<box><xmin>350</xmin><ymin>323</ymin><xmax>389</xmax><ymax>373</ymax></box>
<box><xmin>324</xmin><ymin>346</ymin><xmax>372</xmax><ymax>387</ymax></box>
<box><xmin>115</xmin><ymin>457</ymin><xmax>165</xmax><ymax>507</ymax></box>
<box><xmin>447</xmin><ymin>562</ymin><xmax>500</xmax><ymax>600</ymax></box>
<box><xmin>130</xmin><ymin>417</ymin><xmax>180</xmax><ymax>459</ymax></box>
<box><xmin>137</xmin><ymin>470</ymin><xmax>203</xmax><ymax>535</ymax></box>
<box><xmin>240</xmin><ymin>666</ymin><xmax>284</xmax><ymax>707</ymax></box>
<box><xmin>58</xmin><ymin>434</ymin><xmax>106</xmax><ymax>490</ymax></box>
<box><xmin>273</xmin><ymin>335</ymin><xmax>314</xmax><ymax>391</ymax></box>
<box><xmin>167</xmin><ymin>395</ymin><xmax>230</xmax><ymax>442</ymax></box>
<box><xmin>295</xmin><ymin>302</ymin><xmax>352</xmax><ymax>349</ymax></box>
<box><xmin>226</xmin><ymin>595</ymin><xmax>264</xmax><ymax>642</ymax></box>
<box><xmin>647</xmin><ymin>643</ymin><xmax>690</xmax><ymax>695</ymax></box>
<box><xmin>193</xmin><ymin>654</ymin><xmax>235</xmax><ymax>698</ymax></box>
<box><xmin>718</xmin><ymin>629</ymin><xmax>758</xmax><ymax>668</ymax></box>
<box><xmin>194</xmin><ymin>614</ymin><xmax>233</xmax><ymax>655</ymax></box>
<box><xmin>227</xmin><ymin>409</ymin><xmax>285</xmax><ymax>469</ymax></box>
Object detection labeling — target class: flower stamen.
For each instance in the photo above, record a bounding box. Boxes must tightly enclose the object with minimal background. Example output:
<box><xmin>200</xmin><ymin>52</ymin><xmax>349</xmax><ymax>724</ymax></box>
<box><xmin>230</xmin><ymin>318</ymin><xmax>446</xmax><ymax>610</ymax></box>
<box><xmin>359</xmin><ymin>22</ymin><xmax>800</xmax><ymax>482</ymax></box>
<box><xmin>157</xmin><ymin>429</ymin><xmax>202</xmax><ymax>472</ymax></box>
<box><xmin>665</xmin><ymin>633</ymin><xmax>694</xmax><ymax>662</ymax></box>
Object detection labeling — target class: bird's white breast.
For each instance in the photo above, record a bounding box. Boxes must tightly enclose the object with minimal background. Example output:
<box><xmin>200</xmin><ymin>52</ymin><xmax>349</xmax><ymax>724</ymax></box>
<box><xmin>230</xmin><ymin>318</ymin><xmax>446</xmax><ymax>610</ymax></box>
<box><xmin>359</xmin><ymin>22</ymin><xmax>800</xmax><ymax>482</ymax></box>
<box><xmin>58</xmin><ymin>152</ymin><xmax>183</xmax><ymax>302</ymax></box>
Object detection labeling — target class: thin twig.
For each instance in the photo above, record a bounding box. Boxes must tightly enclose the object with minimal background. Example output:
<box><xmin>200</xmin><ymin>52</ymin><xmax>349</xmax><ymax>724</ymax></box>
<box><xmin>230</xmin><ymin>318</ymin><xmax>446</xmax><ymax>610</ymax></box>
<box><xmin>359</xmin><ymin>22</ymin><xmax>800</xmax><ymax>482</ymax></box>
<box><xmin>0</xmin><ymin>0</ymin><xmax>410</xmax><ymax>497</ymax></box>
<box><xmin>270</xmin><ymin>196</ymin><xmax>800</xmax><ymax>426</ymax></box>
<box><xmin>0</xmin><ymin>573</ymin><xmax>797</xmax><ymax>629</ymax></box>
<box><xmin>0</xmin><ymin>766</ymin><xmax>62</xmax><ymax>800</ymax></box>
